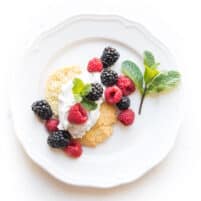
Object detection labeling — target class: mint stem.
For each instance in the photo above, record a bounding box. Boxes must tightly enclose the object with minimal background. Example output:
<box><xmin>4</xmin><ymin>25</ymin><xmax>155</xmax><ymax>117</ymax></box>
<box><xmin>138</xmin><ymin>86</ymin><xmax>147</xmax><ymax>115</ymax></box>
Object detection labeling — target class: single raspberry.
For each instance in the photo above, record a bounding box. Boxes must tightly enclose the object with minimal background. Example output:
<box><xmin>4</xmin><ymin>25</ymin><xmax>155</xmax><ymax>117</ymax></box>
<box><xmin>64</xmin><ymin>140</ymin><xmax>83</xmax><ymax>158</ymax></box>
<box><xmin>104</xmin><ymin>86</ymin><xmax>122</xmax><ymax>104</ymax></box>
<box><xmin>68</xmin><ymin>103</ymin><xmax>88</xmax><ymax>124</ymax></box>
<box><xmin>117</xmin><ymin>76</ymin><xmax>136</xmax><ymax>96</ymax></box>
<box><xmin>87</xmin><ymin>58</ymin><xmax>103</xmax><ymax>72</ymax></box>
<box><xmin>45</xmin><ymin>119</ymin><xmax>59</xmax><ymax>132</ymax></box>
<box><xmin>118</xmin><ymin>109</ymin><xmax>135</xmax><ymax>126</ymax></box>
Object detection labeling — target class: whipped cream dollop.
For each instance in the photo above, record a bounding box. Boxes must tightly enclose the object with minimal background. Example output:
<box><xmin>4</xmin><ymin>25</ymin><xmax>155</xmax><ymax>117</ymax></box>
<box><xmin>57</xmin><ymin>72</ymin><xmax>103</xmax><ymax>138</ymax></box>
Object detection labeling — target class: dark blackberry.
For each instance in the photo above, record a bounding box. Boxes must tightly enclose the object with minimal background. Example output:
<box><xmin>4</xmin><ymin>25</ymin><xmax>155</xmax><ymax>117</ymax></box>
<box><xmin>86</xmin><ymin>83</ymin><xmax>103</xmax><ymax>101</ymax></box>
<box><xmin>47</xmin><ymin>130</ymin><xmax>71</xmax><ymax>148</ymax></box>
<box><xmin>101</xmin><ymin>47</ymin><xmax>120</xmax><ymax>68</ymax></box>
<box><xmin>32</xmin><ymin>100</ymin><xmax>53</xmax><ymax>120</ymax></box>
<box><xmin>116</xmin><ymin>96</ymin><xmax>130</xmax><ymax>110</ymax></box>
<box><xmin>100</xmin><ymin>69</ymin><xmax>118</xmax><ymax>86</ymax></box>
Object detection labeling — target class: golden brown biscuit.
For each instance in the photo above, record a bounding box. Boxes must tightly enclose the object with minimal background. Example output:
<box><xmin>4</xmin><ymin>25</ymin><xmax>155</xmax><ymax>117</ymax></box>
<box><xmin>45</xmin><ymin>66</ymin><xmax>81</xmax><ymax>115</ymax></box>
<box><xmin>80</xmin><ymin>102</ymin><xmax>117</xmax><ymax>147</ymax></box>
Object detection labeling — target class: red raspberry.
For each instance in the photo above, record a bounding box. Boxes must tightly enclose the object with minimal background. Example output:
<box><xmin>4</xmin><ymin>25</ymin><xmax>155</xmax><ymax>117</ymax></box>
<box><xmin>118</xmin><ymin>109</ymin><xmax>135</xmax><ymax>126</ymax></box>
<box><xmin>64</xmin><ymin>140</ymin><xmax>83</xmax><ymax>158</ymax></box>
<box><xmin>68</xmin><ymin>103</ymin><xmax>88</xmax><ymax>124</ymax></box>
<box><xmin>117</xmin><ymin>76</ymin><xmax>136</xmax><ymax>96</ymax></box>
<box><xmin>87</xmin><ymin>57</ymin><xmax>103</xmax><ymax>72</ymax></box>
<box><xmin>104</xmin><ymin>86</ymin><xmax>122</xmax><ymax>104</ymax></box>
<box><xmin>45</xmin><ymin>119</ymin><xmax>59</xmax><ymax>132</ymax></box>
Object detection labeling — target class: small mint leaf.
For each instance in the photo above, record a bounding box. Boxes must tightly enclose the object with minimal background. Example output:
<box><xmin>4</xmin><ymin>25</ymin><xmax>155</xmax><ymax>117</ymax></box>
<box><xmin>144</xmin><ymin>50</ymin><xmax>155</xmax><ymax>68</ymax></box>
<box><xmin>81</xmin><ymin>98</ymin><xmax>97</xmax><ymax>111</ymax></box>
<box><xmin>72</xmin><ymin>78</ymin><xmax>85</xmax><ymax>95</ymax></box>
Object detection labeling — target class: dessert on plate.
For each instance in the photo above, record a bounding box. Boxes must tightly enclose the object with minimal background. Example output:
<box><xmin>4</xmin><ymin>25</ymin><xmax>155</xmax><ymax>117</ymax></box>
<box><xmin>31</xmin><ymin>47</ymin><xmax>180</xmax><ymax>158</ymax></box>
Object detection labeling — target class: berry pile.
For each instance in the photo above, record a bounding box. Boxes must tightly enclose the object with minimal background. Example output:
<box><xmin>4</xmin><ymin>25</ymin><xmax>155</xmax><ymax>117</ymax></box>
<box><xmin>86</xmin><ymin>46</ymin><xmax>136</xmax><ymax>126</ymax></box>
<box><xmin>103</xmin><ymin>80</ymin><xmax>135</xmax><ymax>126</ymax></box>
<box><xmin>31</xmin><ymin>100</ymin><xmax>83</xmax><ymax>158</ymax></box>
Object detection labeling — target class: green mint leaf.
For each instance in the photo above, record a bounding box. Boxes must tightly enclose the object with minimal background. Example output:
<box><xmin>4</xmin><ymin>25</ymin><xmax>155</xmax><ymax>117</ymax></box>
<box><xmin>72</xmin><ymin>78</ymin><xmax>85</xmax><ymax>95</ymax></box>
<box><xmin>144</xmin><ymin>65</ymin><xmax>159</xmax><ymax>84</ymax></box>
<box><xmin>81</xmin><ymin>98</ymin><xmax>97</xmax><ymax>111</ymax></box>
<box><xmin>144</xmin><ymin>51</ymin><xmax>156</xmax><ymax>68</ymax></box>
<box><xmin>121</xmin><ymin>60</ymin><xmax>143</xmax><ymax>93</ymax></box>
<box><xmin>81</xmin><ymin>84</ymin><xmax>92</xmax><ymax>97</ymax></box>
<box><xmin>146</xmin><ymin>70</ymin><xmax>181</xmax><ymax>94</ymax></box>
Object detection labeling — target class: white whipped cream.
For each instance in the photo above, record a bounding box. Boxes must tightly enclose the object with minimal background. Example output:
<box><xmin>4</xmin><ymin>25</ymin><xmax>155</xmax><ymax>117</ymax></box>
<box><xmin>57</xmin><ymin>72</ymin><xmax>103</xmax><ymax>138</ymax></box>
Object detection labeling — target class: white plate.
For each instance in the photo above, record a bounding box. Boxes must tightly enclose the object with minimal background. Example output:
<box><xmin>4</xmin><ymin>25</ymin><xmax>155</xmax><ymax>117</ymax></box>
<box><xmin>10</xmin><ymin>15</ymin><xmax>183</xmax><ymax>188</ymax></box>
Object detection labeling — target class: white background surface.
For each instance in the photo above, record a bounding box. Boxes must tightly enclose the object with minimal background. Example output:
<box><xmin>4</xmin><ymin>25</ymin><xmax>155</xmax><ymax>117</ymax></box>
<box><xmin>0</xmin><ymin>0</ymin><xmax>201</xmax><ymax>200</ymax></box>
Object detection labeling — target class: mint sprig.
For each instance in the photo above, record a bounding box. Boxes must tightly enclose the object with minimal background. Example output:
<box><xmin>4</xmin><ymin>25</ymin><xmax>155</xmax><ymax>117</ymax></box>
<box><xmin>121</xmin><ymin>50</ymin><xmax>181</xmax><ymax>114</ymax></box>
<box><xmin>72</xmin><ymin>78</ymin><xmax>97</xmax><ymax>111</ymax></box>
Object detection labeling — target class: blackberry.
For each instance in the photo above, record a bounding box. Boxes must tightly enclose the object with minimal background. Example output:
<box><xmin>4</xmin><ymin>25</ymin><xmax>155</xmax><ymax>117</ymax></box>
<box><xmin>86</xmin><ymin>83</ymin><xmax>103</xmax><ymax>101</ymax></box>
<box><xmin>32</xmin><ymin>100</ymin><xmax>53</xmax><ymax>120</ymax></box>
<box><xmin>101</xmin><ymin>47</ymin><xmax>120</xmax><ymax>68</ymax></box>
<box><xmin>101</xmin><ymin>69</ymin><xmax>118</xmax><ymax>86</ymax></box>
<box><xmin>116</xmin><ymin>96</ymin><xmax>130</xmax><ymax>110</ymax></box>
<box><xmin>47</xmin><ymin>130</ymin><xmax>71</xmax><ymax>148</ymax></box>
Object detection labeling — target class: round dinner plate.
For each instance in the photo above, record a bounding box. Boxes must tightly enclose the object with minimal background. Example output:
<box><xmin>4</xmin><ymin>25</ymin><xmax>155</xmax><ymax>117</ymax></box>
<box><xmin>10</xmin><ymin>15</ymin><xmax>183</xmax><ymax>188</ymax></box>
